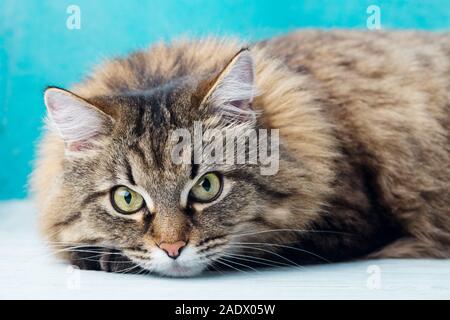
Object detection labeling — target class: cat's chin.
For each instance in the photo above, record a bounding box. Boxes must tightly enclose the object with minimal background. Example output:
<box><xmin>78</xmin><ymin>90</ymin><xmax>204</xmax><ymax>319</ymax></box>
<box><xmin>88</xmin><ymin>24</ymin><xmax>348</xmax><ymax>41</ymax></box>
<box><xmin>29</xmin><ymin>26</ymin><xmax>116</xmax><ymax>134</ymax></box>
<box><xmin>137</xmin><ymin>246</ymin><xmax>207</xmax><ymax>277</ymax></box>
<box><xmin>150</xmin><ymin>262</ymin><xmax>205</xmax><ymax>278</ymax></box>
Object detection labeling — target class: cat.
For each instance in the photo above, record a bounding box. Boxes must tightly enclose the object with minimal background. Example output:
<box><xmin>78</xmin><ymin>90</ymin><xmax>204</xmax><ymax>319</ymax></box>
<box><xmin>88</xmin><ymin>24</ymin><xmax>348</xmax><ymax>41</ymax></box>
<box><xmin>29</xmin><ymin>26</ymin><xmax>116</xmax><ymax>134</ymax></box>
<box><xmin>32</xmin><ymin>30</ymin><xmax>450</xmax><ymax>277</ymax></box>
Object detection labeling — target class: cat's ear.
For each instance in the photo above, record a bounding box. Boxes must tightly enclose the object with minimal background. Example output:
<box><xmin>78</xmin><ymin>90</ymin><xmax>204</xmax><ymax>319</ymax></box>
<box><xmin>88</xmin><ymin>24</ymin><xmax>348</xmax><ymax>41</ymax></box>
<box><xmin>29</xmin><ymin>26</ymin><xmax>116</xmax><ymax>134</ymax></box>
<box><xmin>44</xmin><ymin>87</ymin><xmax>113</xmax><ymax>152</ymax></box>
<box><xmin>201</xmin><ymin>49</ymin><xmax>257</xmax><ymax>122</ymax></box>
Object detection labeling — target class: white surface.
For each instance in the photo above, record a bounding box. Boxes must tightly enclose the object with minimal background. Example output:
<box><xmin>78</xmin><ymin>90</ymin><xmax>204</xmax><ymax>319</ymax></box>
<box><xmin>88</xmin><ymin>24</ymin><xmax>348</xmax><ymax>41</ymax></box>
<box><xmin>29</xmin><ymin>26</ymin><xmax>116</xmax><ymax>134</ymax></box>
<box><xmin>0</xmin><ymin>200</ymin><xmax>449</xmax><ymax>300</ymax></box>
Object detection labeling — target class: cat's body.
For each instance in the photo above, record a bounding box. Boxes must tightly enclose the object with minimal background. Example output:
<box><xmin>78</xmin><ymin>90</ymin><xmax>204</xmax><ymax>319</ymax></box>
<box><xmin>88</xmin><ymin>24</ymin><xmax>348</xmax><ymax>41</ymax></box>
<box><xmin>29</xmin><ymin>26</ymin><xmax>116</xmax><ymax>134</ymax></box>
<box><xmin>32</xmin><ymin>30</ymin><xmax>450</xmax><ymax>276</ymax></box>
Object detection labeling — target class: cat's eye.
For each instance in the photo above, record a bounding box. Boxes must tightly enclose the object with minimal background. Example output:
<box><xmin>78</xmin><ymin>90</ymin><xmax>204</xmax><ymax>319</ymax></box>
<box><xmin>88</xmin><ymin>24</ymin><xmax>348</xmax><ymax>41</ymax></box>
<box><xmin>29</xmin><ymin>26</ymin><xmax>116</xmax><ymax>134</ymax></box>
<box><xmin>189</xmin><ymin>172</ymin><xmax>223</xmax><ymax>203</ymax></box>
<box><xmin>111</xmin><ymin>186</ymin><xmax>145</xmax><ymax>214</ymax></box>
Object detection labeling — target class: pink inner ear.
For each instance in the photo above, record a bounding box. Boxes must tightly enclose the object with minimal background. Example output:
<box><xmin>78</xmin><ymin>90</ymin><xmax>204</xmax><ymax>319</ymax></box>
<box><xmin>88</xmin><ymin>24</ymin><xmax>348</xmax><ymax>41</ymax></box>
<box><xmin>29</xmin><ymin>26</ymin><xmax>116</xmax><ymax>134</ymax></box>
<box><xmin>208</xmin><ymin>50</ymin><xmax>256</xmax><ymax>120</ymax></box>
<box><xmin>44</xmin><ymin>88</ymin><xmax>108</xmax><ymax>146</ymax></box>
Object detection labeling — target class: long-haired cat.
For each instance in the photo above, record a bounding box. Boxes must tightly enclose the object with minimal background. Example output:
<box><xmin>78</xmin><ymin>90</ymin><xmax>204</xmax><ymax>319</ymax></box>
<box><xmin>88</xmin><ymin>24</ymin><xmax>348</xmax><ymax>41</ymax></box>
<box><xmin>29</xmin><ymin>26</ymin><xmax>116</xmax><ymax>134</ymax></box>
<box><xmin>32</xmin><ymin>30</ymin><xmax>450</xmax><ymax>277</ymax></box>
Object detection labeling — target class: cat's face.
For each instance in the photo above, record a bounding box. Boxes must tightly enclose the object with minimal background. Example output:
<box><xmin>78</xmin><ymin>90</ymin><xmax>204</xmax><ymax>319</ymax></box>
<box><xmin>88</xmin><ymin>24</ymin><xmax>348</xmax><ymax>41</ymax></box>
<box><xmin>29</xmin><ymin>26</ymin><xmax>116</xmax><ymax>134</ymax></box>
<box><xmin>43</xmin><ymin>50</ymin><xmax>285</xmax><ymax>276</ymax></box>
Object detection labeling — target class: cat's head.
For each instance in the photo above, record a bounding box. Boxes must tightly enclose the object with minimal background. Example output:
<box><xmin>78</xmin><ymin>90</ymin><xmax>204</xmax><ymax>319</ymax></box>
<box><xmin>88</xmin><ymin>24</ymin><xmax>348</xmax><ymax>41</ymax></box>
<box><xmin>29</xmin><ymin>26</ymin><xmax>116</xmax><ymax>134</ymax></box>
<box><xmin>41</xmin><ymin>49</ymin><xmax>293</xmax><ymax>276</ymax></box>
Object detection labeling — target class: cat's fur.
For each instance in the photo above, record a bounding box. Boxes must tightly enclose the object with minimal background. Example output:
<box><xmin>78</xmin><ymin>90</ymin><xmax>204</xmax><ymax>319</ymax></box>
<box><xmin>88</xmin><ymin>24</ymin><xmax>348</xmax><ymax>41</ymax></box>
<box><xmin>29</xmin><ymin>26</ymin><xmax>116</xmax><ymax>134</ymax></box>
<box><xmin>32</xmin><ymin>30</ymin><xmax>450</xmax><ymax>277</ymax></box>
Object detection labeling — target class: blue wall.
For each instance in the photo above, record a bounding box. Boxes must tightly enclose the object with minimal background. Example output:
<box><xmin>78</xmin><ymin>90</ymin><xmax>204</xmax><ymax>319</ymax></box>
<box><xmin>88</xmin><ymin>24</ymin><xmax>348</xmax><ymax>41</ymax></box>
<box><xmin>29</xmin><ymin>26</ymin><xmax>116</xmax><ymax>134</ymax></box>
<box><xmin>1</xmin><ymin>0</ymin><xmax>449</xmax><ymax>200</ymax></box>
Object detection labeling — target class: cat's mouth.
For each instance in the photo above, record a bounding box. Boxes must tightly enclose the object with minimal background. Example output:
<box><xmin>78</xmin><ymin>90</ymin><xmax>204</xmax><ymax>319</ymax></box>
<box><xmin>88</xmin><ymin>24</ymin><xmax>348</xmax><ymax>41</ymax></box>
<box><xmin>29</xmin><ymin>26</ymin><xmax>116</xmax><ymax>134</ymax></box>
<box><xmin>130</xmin><ymin>245</ymin><xmax>207</xmax><ymax>277</ymax></box>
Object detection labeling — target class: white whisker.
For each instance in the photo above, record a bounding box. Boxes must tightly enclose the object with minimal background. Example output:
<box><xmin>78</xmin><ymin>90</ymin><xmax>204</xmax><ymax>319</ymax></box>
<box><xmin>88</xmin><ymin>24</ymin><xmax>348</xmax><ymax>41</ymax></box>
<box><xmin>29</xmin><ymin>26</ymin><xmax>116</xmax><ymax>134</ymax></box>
<box><xmin>214</xmin><ymin>258</ymin><xmax>249</xmax><ymax>274</ymax></box>
<box><xmin>217</xmin><ymin>256</ymin><xmax>260</xmax><ymax>273</ymax></box>
<box><xmin>232</xmin><ymin>242</ymin><xmax>331</xmax><ymax>263</ymax></box>
<box><xmin>227</xmin><ymin>244</ymin><xmax>304</xmax><ymax>270</ymax></box>
<box><xmin>230</xmin><ymin>228</ymin><xmax>352</xmax><ymax>238</ymax></box>
<box><xmin>221</xmin><ymin>252</ymin><xmax>292</xmax><ymax>268</ymax></box>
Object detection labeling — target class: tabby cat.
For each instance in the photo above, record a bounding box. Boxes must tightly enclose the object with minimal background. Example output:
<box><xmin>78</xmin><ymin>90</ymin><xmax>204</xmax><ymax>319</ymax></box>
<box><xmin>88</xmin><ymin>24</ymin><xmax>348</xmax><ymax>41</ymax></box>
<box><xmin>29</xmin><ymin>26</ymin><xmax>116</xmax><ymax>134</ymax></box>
<box><xmin>32</xmin><ymin>30</ymin><xmax>450</xmax><ymax>277</ymax></box>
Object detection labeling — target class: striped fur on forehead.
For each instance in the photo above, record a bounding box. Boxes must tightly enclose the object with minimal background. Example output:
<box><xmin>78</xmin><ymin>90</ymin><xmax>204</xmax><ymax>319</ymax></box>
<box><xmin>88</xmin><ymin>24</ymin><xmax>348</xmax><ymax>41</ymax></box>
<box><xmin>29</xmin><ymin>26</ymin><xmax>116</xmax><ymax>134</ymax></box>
<box><xmin>72</xmin><ymin>38</ymin><xmax>245</xmax><ymax>98</ymax></box>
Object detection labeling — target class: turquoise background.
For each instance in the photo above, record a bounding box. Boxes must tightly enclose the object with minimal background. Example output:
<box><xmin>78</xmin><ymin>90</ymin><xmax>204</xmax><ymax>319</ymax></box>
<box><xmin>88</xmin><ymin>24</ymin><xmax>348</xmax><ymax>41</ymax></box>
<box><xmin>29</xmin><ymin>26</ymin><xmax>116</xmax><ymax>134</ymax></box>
<box><xmin>1</xmin><ymin>0</ymin><xmax>449</xmax><ymax>200</ymax></box>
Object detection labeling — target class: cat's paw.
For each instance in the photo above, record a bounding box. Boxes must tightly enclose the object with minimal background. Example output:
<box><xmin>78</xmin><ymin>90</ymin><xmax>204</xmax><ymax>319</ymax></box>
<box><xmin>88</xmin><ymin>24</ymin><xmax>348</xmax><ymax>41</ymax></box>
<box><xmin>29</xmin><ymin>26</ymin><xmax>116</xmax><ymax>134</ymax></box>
<box><xmin>68</xmin><ymin>247</ymin><xmax>138</xmax><ymax>273</ymax></box>
<box><xmin>98</xmin><ymin>250</ymin><xmax>137</xmax><ymax>273</ymax></box>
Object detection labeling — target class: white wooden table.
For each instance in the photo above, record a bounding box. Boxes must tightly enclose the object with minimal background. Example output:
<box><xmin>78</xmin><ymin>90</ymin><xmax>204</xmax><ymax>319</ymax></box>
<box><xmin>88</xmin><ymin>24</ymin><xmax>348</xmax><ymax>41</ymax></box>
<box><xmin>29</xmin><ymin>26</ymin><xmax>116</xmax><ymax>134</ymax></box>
<box><xmin>1</xmin><ymin>200</ymin><xmax>449</xmax><ymax>299</ymax></box>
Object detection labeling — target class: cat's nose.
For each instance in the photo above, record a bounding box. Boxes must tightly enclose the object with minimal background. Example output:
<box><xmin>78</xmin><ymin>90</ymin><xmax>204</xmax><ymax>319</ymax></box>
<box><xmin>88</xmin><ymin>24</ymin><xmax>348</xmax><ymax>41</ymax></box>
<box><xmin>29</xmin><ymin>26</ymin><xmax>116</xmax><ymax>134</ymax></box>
<box><xmin>159</xmin><ymin>240</ymin><xmax>187</xmax><ymax>259</ymax></box>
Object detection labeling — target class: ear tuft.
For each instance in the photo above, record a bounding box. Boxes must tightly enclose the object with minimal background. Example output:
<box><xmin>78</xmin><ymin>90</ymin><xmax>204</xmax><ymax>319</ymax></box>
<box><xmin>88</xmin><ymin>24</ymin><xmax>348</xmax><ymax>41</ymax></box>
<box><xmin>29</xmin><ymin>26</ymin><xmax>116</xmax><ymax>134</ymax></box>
<box><xmin>202</xmin><ymin>49</ymin><xmax>257</xmax><ymax>122</ymax></box>
<box><xmin>44</xmin><ymin>87</ymin><xmax>111</xmax><ymax>150</ymax></box>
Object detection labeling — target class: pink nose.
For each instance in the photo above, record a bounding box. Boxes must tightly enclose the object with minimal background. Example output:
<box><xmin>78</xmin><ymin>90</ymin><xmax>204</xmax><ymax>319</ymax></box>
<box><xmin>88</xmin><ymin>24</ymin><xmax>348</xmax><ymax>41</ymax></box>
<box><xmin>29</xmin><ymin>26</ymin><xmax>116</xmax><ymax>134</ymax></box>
<box><xmin>159</xmin><ymin>241</ymin><xmax>187</xmax><ymax>259</ymax></box>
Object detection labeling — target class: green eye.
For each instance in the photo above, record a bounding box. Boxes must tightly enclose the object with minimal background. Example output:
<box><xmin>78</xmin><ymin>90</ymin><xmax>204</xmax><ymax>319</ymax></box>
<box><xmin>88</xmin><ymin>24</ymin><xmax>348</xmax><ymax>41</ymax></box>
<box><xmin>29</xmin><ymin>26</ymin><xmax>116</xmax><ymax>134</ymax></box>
<box><xmin>189</xmin><ymin>172</ymin><xmax>222</xmax><ymax>203</ymax></box>
<box><xmin>111</xmin><ymin>186</ymin><xmax>144</xmax><ymax>214</ymax></box>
